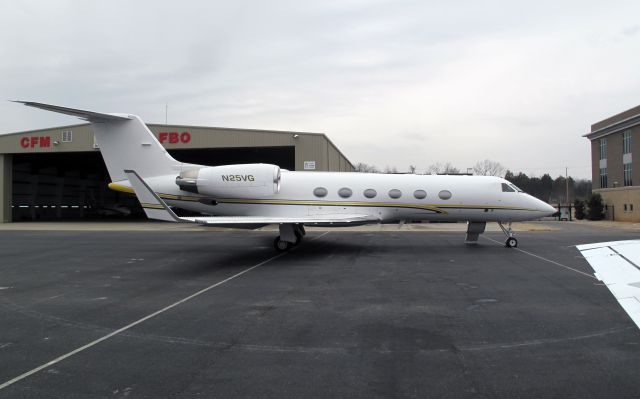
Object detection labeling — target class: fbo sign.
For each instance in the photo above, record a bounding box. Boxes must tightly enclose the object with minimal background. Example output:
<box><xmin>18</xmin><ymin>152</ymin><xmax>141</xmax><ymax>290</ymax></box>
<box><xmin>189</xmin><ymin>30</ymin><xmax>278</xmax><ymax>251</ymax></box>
<box><xmin>158</xmin><ymin>132</ymin><xmax>191</xmax><ymax>144</ymax></box>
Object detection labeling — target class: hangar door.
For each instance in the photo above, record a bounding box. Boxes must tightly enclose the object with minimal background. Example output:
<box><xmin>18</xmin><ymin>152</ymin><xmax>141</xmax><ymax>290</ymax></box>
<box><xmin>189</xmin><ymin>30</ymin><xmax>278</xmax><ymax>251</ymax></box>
<box><xmin>11</xmin><ymin>146</ymin><xmax>295</xmax><ymax>221</ymax></box>
<box><xmin>12</xmin><ymin>152</ymin><xmax>138</xmax><ymax>221</ymax></box>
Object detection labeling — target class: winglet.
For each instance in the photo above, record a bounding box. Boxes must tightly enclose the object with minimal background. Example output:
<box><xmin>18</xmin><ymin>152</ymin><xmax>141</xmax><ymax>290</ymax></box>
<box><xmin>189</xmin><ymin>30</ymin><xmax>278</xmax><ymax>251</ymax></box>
<box><xmin>124</xmin><ymin>170</ymin><xmax>182</xmax><ymax>222</ymax></box>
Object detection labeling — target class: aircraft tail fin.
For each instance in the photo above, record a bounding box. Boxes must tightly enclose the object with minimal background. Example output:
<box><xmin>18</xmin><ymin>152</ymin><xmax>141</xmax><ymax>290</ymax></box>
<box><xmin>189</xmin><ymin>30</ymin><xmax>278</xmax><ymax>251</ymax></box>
<box><xmin>124</xmin><ymin>170</ymin><xmax>182</xmax><ymax>222</ymax></box>
<box><xmin>15</xmin><ymin>101</ymin><xmax>180</xmax><ymax>182</ymax></box>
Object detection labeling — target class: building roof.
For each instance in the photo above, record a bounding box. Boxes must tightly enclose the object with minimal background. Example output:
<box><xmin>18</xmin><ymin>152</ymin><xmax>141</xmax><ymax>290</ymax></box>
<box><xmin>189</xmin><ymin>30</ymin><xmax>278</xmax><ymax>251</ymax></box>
<box><xmin>584</xmin><ymin>104</ymin><xmax>640</xmax><ymax>140</ymax></box>
<box><xmin>1</xmin><ymin>122</ymin><xmax>323</xmax><ymax>138</ymax></box>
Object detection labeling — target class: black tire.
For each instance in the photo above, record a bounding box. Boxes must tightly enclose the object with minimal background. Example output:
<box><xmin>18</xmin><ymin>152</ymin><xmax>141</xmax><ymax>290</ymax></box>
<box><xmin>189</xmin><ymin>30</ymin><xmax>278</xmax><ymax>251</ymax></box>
<box><xmin>505</xmin><ymin>237</ymin><xmax>518</xmax><ymax>248</ymax></box>
<box><xmin>274</xmin><ymin>236</ymin><xmax>290</xmax><ymax>252</ymax></box>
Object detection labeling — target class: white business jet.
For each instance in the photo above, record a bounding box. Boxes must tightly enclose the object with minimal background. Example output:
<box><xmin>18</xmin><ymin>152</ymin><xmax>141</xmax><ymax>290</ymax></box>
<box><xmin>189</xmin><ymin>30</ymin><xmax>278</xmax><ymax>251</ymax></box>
<box><xmin>16</xmin><ymin>101</ymin><xmax>556</xmax><ymax>251</ymax></box>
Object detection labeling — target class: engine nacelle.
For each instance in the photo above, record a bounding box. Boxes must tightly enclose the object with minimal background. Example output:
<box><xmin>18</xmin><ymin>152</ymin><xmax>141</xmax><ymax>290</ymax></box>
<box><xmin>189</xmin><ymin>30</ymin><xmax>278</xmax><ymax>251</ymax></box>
<box><xmin>176</xmin><ymin>164</ymin><xmax>281</xmax><ymax>198</ymax></box>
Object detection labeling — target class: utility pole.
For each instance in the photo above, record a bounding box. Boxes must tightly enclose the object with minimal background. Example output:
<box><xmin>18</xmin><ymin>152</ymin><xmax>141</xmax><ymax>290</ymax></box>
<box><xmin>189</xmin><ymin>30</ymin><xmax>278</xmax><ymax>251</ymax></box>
<box><xmin>565</xmin><ymin>167</ymin><xmax>569</xmax><ymax>205</ymax></box>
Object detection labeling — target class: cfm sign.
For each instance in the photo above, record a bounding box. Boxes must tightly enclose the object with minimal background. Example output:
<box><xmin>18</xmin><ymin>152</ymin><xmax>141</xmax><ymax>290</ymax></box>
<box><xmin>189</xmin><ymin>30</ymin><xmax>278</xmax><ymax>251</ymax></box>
<box><xmin>20</xmin><ymin>136</ymin><xmax>51</xmax><ymax>148</ymax></box>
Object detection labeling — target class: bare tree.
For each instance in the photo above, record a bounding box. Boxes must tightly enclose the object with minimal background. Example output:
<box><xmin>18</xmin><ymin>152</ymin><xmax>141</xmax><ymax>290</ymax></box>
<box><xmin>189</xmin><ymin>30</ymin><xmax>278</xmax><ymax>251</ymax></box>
<box><xmin>383</xmin><ymin>165</ymin><xmax>398</xmax><ymax>174</ymax></box>
<box><xmin>355</xmin><ymin>162</ymin><xmax>379</xmax><ymax>173</ymax></box>
<box><xmin>426</xmin><ymin>162</ymin><xmax>460</xmax><ymax>175</ymax></box>
<box><xmin>472</xmin><ymin>159</ymin><xmax>506</xmax><ymax>177</ymax></box>
<box><xmin>408</xmin><ymin>165</ymin><xmax>417</xmax><ymax>174</ymax></box>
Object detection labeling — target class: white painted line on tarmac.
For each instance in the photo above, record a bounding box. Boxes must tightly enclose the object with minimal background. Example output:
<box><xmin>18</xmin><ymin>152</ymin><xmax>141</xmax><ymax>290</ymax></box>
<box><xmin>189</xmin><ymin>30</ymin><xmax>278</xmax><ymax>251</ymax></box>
<box><xmin>482</xmin><ymin>235</ymin><xmax>597</xmax><ymax>280</ymax></box>
<box><xmin>0</xmin><ymin>232</ymin><xmax>329</xmax><ymax>391</ymax></box>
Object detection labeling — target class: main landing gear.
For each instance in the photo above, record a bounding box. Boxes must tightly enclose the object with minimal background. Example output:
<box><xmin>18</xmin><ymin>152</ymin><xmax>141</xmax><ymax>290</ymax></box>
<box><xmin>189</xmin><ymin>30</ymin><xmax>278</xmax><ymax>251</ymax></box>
<box><xmin>498</xmin><ymin>221</ymin><xmax>518</xmax><ymax>248</ymax></box>
<box><xmin>273</xmin><ymin>223</ymin><xmax>306</xmax><ymax>252</ymax></box>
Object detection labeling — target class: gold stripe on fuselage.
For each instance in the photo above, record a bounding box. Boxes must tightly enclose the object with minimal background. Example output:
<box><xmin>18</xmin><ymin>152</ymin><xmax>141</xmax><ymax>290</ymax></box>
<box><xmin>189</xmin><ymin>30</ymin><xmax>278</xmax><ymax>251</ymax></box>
<box><xmin>108</xmin><ymin>182</ymin><xmax>201</xmax><ymax>202</ymax></box>
<box><xmin>214</xmin><ymin>198</ymin><xmax>446</xmax><ymax>213</ymax></box>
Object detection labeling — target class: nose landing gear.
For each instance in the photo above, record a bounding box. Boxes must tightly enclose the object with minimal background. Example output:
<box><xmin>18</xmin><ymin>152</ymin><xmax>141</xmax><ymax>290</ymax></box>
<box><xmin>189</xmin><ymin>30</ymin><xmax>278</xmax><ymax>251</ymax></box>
<box><xmin>498</xmin><ymin>222</ymin><xmax>518</xmax><ymax>248</ymax></box>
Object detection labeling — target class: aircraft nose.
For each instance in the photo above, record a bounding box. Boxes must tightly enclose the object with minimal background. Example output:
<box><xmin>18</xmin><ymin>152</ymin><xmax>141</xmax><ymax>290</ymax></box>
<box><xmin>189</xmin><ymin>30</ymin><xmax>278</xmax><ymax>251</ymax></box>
<box><xmin>527</xmin><ymin>194</ymin><xmax>556</xmax><ymax>216</ymax></box>
<box><xmin>539</xmin><ymin>200</ymin><xmax>556</xmax><ymax>216</ymax></box>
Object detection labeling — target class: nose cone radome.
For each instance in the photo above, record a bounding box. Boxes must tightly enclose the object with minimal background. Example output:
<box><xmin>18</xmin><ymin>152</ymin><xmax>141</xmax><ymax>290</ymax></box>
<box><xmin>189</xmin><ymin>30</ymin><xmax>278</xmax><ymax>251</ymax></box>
<box><xmin>539</xmin><ymin>200</ymin><xmax>556</xmax><ymax>216</ymax></box>
<box><xmin>525</xmin><ymin>194</ymin><xmax>556</xmax><ymax>216</ymax></box>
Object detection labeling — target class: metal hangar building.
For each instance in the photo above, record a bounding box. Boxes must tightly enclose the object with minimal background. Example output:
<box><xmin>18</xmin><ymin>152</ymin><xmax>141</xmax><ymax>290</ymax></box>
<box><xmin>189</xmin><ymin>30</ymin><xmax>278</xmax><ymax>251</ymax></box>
<box><xmin>0</xmin><ymin>123</ymin><xmax>354</xmax><ymax>222</ymax></box>
<box><xmin>585</xmin><ymin>104</ymin><xmax>640</xmax><ymax>221</ymax></box>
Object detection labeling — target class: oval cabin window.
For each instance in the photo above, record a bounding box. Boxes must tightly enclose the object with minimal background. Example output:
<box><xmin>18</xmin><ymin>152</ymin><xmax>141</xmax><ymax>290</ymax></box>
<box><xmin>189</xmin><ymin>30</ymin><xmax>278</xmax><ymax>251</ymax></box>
<box><xmin>413</xmin><ymin>190</ymin><xmax>427</xmax><ymax>199</ymax></box>
<box><xmin>314</xmin><ymin>187</ymin><xmax>328</xmax><ymax>198</ymax></box>
<box><xmin>388</xmin><ymin>189</ymin><xmax>402</xmax><ymax>199</ymax></box>
<box><xmin>363</xmin><ymin>189</ymin><xmax>377</xmax><ymax>198</ymax></box>
<box><xmin>438</xmin><ymin>190</ymin><xmax>452</xmax><ymax>200</ymax></box>
<box><xmin>338</xmin><ymin>187</ymin><xmax>353</xmax><ymax>198</ymax></box>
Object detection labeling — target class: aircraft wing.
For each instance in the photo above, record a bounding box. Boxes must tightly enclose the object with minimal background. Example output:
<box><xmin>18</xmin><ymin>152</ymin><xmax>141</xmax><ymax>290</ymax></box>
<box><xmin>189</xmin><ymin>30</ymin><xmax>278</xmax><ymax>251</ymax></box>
<box><xmin>124</xmin><ymin>170</ymin><xmax>380</xmax><ymax>227</ymax></box>
<box><xmin>183</xmin><ymin>214</ymin><xmax>378</xmax><ymax>226</ymax></box>
<box><xmin>576</xmin><ymin>240</ymin><xmax>640</xmax><ymax>329</ymax></box>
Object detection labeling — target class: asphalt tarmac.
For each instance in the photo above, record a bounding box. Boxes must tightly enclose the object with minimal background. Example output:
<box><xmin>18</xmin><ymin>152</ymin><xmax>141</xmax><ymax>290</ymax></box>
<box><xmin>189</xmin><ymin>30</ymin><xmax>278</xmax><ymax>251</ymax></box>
<box><xmin>1</xmin><ymin>222</ymin><xmax>639</xmax><ymax>398</ymax></box>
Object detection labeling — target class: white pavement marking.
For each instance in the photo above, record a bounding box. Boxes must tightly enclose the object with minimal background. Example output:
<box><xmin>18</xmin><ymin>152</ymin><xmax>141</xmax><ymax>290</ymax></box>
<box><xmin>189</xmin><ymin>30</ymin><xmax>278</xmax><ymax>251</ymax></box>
<box><xmin>0</xmin><ymin>232</ymin><xmax>329</xmax><ymax>391</ymax></box>
<box><xmin>482</xmin><ymin>236</ymin><xmax>597</xmax><ymax>280</ymax></box>
<box><xmin>459</xmin><ymin>325</ymin><xmax>632</xmax><ymax>351</ymax></box>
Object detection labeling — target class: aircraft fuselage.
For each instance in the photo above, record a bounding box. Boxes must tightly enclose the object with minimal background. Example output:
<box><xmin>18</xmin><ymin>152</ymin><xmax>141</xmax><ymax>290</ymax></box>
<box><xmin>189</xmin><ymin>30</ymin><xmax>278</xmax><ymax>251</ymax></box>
<box><xmin>111</xmin><ymin>171</ymin><xmax>555</xmax><ymax>223</ymax></box>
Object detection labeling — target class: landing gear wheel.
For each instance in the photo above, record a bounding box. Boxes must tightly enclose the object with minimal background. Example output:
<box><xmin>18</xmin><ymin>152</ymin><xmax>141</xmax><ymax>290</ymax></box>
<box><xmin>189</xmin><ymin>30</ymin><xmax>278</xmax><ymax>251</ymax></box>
<box><xmin>274</xmin><ymin>236</ymin><xmax>291</xmax><ymax>252</ymax></box>
<box><xmin>498</xmin><ymin>222</ymin><xmax>518</xmax><ymax>248</ymax></box>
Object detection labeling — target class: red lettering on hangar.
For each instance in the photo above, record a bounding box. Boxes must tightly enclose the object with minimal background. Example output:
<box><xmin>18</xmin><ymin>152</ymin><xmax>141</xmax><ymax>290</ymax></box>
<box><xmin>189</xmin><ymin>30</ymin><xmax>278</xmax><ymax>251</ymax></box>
<box><xmin>158</xmin><ymin>132</ymin><xmax>191</xmax><ymax>144</ymax></box>
<box><xmin>20</xmin><ymin>136</ymin><xmax>51</xmax><ymax>149</ymax></box>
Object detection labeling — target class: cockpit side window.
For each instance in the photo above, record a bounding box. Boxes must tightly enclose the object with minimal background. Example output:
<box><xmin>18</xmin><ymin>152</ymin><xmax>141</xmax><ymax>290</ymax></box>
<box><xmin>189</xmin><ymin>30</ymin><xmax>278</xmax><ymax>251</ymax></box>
<box><xmin>502</xmin><ymin>183</ymin><xmax>515</xmax><ymax>192</ymax></box>
<box><xmin>509</xmin><ymin>183</ymin><xmax>523</xmax><ymax>192</ymax></box>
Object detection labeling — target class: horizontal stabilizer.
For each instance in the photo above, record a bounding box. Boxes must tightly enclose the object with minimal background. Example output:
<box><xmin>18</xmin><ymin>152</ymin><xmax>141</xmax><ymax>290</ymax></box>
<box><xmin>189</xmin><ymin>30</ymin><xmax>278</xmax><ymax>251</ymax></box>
<box><xmin>13</xmin><ymin>101</ymin><xmax>131</xmax><ymax>122</ymax></box>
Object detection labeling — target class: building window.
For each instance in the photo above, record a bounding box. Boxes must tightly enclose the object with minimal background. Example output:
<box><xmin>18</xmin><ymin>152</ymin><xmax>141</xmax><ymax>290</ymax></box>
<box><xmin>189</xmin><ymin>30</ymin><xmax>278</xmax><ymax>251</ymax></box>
<box><xmin>631</xmin><ymin>204</ymin><xmax>634</xmax><ymax>212</ymax></box>
<box><xmin>599</xmin><ymin>138</ymin><xmax>607</xmax><ymax>160</ymax></box>
<box><xmin>599</xmin><ymin>168</ymin><xmax>608</xmax><ymax>188</ymax></box>
<box><xmin>623</xmin><ymin>130</ymin><xmax>632</xmax><ymax>154</ymax></box>
<box><xmin>624</xmin><ymin>204</ymin><xmax>628</xmax><ymax>212</ymax></box>
<box><xmin>624</xmin><ymin>163</ymin><xmax>632</xmax><ymax>186</ymax></box>
<box><xmin>61</xmin><ymin>130</ymin><xmax>73</xmax><ymax>143</ymax></box>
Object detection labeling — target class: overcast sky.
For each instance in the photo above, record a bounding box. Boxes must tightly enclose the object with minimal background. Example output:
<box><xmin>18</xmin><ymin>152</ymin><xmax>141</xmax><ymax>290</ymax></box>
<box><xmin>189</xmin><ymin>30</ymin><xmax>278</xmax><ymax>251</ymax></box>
<box><xmin>2</xmin><ymin>0</ymin><xmax>639</xmax><ymax>179</ymax></box>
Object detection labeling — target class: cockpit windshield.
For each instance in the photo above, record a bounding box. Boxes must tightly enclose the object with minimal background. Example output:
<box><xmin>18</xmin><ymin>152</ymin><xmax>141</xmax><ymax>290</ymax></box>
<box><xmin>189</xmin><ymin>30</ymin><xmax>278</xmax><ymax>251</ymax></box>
<box><xmin>501</xmin><ymin>182</ymin><xmax>523</xmax><ymax>193</ymax></box>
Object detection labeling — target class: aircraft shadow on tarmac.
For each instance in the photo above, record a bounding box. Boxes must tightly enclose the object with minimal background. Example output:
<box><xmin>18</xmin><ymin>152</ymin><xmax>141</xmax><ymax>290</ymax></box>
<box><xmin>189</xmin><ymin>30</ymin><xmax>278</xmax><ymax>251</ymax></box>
<box><xmin>164</xmin><ymin>233</ymin><xmax>501</xmax><ymax>278</ymax></box>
